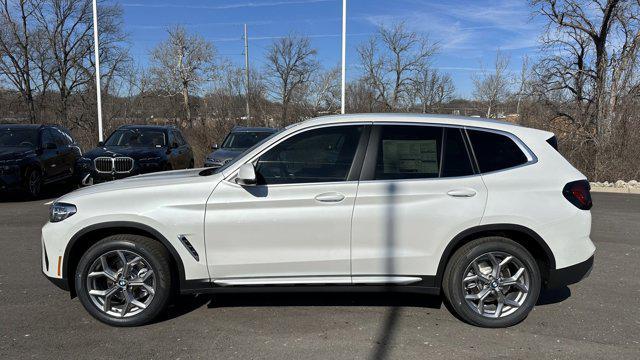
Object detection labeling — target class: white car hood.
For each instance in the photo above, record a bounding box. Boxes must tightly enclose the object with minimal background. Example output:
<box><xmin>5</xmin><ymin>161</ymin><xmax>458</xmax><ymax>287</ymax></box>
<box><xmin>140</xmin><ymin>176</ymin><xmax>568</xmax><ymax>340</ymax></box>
<box><xmin>58</xmin><ymin>168</ymin><xmax>222</xmax><ymax>202</ymax></box>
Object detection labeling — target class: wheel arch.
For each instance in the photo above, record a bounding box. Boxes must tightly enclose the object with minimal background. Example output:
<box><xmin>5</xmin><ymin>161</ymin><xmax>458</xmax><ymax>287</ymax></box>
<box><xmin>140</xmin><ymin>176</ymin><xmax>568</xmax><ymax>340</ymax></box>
<box><xmin>435</xmin><ymin>224</ymin><xmax>556</xmax><ymax>288</ymax></box>
<box><xmin>63</xmin><ymin>221</ymin><xmax>185</xmax><ymax>297</ymax></box>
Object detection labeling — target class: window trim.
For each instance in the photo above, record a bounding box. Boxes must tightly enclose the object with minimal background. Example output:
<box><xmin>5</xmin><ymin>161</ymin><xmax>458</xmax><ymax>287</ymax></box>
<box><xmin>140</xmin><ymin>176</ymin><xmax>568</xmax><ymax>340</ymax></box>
<box><xmin>464</xmin><ymin>126</ymin><xmax>538</xmax><ymax>175</ymax></box>
<box><xmin>224</xmin><ymin>122</ymin><xmax>372</xmax><ymax>186</ymax></box>
<box><xmin>359</xmin><ymin>122</ymin><xmax>537</xmax><ymax>182</ymax></box>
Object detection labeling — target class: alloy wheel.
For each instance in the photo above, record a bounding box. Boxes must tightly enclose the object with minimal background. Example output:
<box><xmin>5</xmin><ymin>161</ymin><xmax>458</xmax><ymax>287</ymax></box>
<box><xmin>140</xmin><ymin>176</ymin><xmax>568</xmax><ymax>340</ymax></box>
<box><xmin>86</xmin><ymin>250</ymin><xmax>156</xmax><ymax>318</ymax></box>
<box><xmin>28</xmin><ymin>170</ymin><xmax>41</xmax><ymax>196</ymax></box>
<box><xmin>461</xmin><ymin>251</ymin><xmax>530</xmax><ymax>318</ymax></box>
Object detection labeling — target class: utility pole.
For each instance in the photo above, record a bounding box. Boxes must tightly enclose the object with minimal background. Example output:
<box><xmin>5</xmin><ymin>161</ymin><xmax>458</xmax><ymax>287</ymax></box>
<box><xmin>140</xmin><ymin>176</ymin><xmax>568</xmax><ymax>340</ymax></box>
<box><xmin>92</xmin><ymin>0</ymin><xmax>103</xmax><ymax>141</ymax></box>
<box><xmin>244</xmin><ymin>24</ymin><xmax>250</xmax><ymax>122</ymax></box>
<box><xmin>341</xmin><ymin>0</ymin><xmax>346</xmax><ymax>114</ymax></box>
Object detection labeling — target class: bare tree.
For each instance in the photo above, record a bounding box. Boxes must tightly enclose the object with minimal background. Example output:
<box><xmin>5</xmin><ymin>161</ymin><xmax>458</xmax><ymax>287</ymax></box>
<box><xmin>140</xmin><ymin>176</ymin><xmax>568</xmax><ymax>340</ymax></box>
<box><xmin>265</xmin><ymin>34</ymin><xmax>317</xmax><ymax>124</ymax></box>
<box><xmin>412</xmin><ymin>65</ymin><xmax>455</xmax><ymax>113</ymax></box>
<box><xmin>0</xmin><ymin>0</ymin><xmax>39</xmax><ymax>122</ymax></box>
<box><xmin>473</xmin><ymin>51</ymin><xmax>512</xmax><ymax>118</ymax></box>
<box><xmin>358</xmin><ymin>22</ymin><xmax>438</xmax><ymax>110</ymax></box>
<box><xmin>150</xmin><ymin>25</ymin><xmax>216</xmax><ymax>124</ymax></box>
<box><xmin>308</xmin><ymin>66</ymin><xmax>341</xmax><ymax>115</ymax></box>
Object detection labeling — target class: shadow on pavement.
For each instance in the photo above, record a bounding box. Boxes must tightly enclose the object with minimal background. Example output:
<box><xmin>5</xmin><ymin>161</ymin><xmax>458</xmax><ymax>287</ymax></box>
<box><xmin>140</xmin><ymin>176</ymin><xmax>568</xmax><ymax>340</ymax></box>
<box><xmin>537</xmin><ymin>286</ymin><xmax>571</xmax><ymax>305</ymax></box>
<box><xmin>0</xmin><ymin>182</ymin><xmax>77</xmax><ymax>203</ymax></box>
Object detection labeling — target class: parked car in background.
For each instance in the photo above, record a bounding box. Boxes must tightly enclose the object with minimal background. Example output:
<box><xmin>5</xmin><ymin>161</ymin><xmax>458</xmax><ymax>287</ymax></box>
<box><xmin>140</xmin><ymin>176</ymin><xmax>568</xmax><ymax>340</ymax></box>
<box><xmin>204</xmin><ymin>126</ymin><xmax>277</xmax><ymax>168</ymax></box>
<box><xmin>0</xmin><ymin>124</ymin><xmax>81</xmax><ymax>198</ymax></box>
<box><xmin>76</xmin><ymin>125</ymin><xmax>194</xmax><ymax>185</ymax></box>
<box><xmin>43</xmin><ymin>114</ymin><xmax>594</xmax><ymax>328</ymax></box>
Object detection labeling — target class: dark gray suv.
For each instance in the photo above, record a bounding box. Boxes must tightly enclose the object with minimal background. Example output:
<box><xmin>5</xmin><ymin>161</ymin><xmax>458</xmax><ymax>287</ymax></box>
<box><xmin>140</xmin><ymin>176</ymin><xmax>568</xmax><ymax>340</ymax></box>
<box><xmin>204</xmin><ymin>126</ymin><xmax>277</xmax><ymax>168</ymax></box>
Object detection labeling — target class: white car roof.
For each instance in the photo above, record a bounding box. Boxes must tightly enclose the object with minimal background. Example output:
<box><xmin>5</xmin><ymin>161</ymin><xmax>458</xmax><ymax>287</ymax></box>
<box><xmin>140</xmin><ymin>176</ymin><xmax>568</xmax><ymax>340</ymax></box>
<box><xmin>295</xmin><ymin>113</ymin><xmax>553</xmax><ymax>139</ymax></box>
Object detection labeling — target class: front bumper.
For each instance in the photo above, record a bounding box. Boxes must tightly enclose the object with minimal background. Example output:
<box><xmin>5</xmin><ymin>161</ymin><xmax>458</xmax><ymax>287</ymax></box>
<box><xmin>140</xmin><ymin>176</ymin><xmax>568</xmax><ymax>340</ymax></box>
<box><xmin>546</xmin><ymin>255</ymin><xmax>594</xmax><ymax>288</ymax></box>
<box><xmin>43</xmin><ymin>270</ymin><xmax>69</xmax><ymax>291</ymax></box>
<box><xmin>0</xmin><ymin>173</ymin><xmax>22</xmax><ymax>191</ymax></box>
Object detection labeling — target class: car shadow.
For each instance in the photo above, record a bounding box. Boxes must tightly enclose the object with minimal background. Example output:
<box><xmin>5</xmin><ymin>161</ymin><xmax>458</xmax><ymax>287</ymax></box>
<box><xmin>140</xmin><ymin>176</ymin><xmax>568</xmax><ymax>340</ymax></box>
<box><xmin>536</xmin><ymin>286</ymin><xmax>571</xmax><ymax>305</ymax></box>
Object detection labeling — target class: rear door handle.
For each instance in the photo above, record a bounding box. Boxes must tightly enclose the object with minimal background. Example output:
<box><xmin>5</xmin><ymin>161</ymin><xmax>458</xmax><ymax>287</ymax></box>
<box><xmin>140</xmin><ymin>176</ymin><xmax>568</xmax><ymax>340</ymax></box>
<box><xmin>447</xmin><ymin>189</ymin><xmax>477</xmax><ymax>198</ymax></box>
<box><xmin>315</xmin><ymin>192</ymin><xmax>346</xmax><ymax>203</ymax></box>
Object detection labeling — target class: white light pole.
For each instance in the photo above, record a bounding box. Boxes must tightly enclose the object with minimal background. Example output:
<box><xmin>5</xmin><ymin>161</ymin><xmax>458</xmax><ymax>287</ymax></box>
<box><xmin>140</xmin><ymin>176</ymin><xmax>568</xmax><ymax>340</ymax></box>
<box><xmin>341</xmin><ymin>0</ymin><xmax>346</xmax><ymax>114</ymax></box>
<box><xmin>92</xmin><ymin>0</ymin><xmax>103</xmax><ymax>142</ymax></box>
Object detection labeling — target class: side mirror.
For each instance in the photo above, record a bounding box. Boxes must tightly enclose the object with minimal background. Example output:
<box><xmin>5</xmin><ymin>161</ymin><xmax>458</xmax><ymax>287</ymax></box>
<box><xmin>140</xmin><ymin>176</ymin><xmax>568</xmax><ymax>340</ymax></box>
<box><xmin>45</xmin><ymin>142</ymin><xmax>57</xmax><ymax>150</ymax></box>
<box><xmin>235</xmin><ymin>163</ymin><xmax>257</xmax><ymax>186</ymax></box>
<box><xmin>211</xmin><ymin>143</ymin><xmax>219</xmax><ymax>150</ymax></box>
<box><xmin>97</xmin><ymin>141</ymin><xmax>104</xmax><ymax>147</ymax></box>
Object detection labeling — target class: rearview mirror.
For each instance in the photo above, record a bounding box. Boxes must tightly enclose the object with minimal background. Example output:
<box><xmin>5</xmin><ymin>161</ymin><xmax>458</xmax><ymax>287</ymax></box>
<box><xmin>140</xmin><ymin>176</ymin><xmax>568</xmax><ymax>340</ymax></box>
<box><xmin>235</xmin><ymin>163</ymin><xmax>257</xmax><ymax>186</ymax></box>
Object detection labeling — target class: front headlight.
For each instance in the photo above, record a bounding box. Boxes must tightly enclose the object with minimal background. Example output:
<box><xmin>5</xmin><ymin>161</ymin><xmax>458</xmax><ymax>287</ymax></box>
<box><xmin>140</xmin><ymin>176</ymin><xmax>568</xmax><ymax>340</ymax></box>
<box><xmin>49</xmin><ymin>203</ymin><xmax>77</xmax><ymax>223</ymax></box>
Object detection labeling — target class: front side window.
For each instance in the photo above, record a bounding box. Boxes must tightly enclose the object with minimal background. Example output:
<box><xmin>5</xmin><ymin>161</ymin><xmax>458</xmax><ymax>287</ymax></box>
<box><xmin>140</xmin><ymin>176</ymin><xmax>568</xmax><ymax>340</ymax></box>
<box><xmin>104</xmin><ymin>129</ymin><xmax>166</xmax><ymax>148</ymax></box>
<box><xmin>255</xmin><ymin>125</ymin><xmax>363</xmax><ymax>185</ymax></box>
<box><xmin>467</xmin><ymin>129</ymin><xmax>528</xmax><ymax>173</ymax></box>
<box><xmin>374</xmin><ymin>125</ymin><xmax>442</xmax><ymax>180</ymax></box>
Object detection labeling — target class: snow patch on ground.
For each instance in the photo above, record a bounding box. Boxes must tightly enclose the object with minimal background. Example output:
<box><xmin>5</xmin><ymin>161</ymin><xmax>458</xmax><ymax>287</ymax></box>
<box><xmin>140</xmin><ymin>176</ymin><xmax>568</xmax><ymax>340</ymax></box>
<box><xmin>590</xmin><ymin>180</ymin><xmax>640</xmax><ymax>194</ymax></box>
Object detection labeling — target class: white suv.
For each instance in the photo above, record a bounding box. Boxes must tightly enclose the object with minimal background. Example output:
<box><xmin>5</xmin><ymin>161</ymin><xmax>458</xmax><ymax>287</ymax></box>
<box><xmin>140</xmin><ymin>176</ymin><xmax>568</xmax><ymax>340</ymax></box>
<box><xmin>42</xmin><ymin>114</ymin><xmax>595</xmax><ymax>327</ymax></box>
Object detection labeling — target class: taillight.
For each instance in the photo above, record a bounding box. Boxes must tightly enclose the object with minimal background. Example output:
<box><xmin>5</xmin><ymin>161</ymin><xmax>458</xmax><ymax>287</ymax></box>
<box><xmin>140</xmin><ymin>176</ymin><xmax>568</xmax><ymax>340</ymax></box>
<box><xmin>563</xmin><ymin>180</ymin><xmax>592</xmax><ymax>210</ymax></box>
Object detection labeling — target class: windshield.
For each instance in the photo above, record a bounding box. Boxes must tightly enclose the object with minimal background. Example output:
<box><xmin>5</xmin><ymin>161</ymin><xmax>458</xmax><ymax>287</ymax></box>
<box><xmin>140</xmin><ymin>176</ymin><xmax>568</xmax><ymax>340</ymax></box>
<box><xmin>213</xmin><ymin>129</ymin><xmax>283</xmax><ymax>174</ymax></box>
<box><xmin>0</xmin><ymin>129</ymin><xmax>38</xmax><ymax>148</ymax></box>
<box><xmin>104</xmin><ymin>129</ymin><xmax>166</xmax><ymax>147</ymax></box>
<box><xmin>221</xmin><ymin>131</ymin><xmax>274</xmax><ymax>150</ymax></box>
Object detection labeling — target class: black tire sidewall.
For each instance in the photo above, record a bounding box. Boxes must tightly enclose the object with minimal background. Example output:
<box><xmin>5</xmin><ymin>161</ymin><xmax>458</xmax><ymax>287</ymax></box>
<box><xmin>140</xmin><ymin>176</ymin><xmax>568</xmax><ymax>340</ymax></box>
<box><xmin>75</xmin><ymin>236</ymin><xmax>171</xmax><ymax>327</ymax></box>
<box><xmin>443</xmin><ymin>237</ymin><xmax>541</xmax><ymax>328</ymax></box>
<box><xmin>23</xmin><ymin>168</ymin><xmax>41</xmax><ymax>198</ymax></box>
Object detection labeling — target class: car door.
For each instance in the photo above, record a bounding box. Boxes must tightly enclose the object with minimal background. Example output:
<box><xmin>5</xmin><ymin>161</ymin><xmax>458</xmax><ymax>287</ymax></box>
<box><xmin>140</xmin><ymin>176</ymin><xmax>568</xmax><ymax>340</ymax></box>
<box><xmin>204</xmin><ymin>124</ymin><xmax>369</xmax><ymax>285</ymax></box>
<box><xmin>39</xmin><ymin>129</ymin><xmax>62</xmax><ymax>181</ymax></box>
<box><xmin>350</xmin><ymin>124</ymin><xmax>487</xmax><ymax>284</ymax></box>
<box><xmin>51</xmin><ymin>128</ymin><xmax>75</xmax><ymax>179</ymax></box>
<box><xmin>174</xmin><ymin>130</ymin><xmax>192</xmax><ymax>168</ymax></box>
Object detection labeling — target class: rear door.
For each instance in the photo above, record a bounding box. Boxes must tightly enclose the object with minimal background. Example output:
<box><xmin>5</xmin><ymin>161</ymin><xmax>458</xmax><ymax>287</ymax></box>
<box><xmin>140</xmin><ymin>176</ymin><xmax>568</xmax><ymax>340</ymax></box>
<box><xmin>39</xmin><ymin>129</ymin><xmax>62</xmax><ymax>181</ymax></box>
<box><xmin>350</xmin><ymin>124</ymin><xmax>488</xmax><ymax>284</ymax></box>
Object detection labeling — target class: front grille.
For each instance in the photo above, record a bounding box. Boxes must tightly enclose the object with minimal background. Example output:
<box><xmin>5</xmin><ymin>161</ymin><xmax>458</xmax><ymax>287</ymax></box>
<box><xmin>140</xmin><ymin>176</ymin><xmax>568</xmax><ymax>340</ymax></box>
<box><xmin>94</xmin><ymin>157</ymin><xmax>134</xmax><ymax>173</ymax></box>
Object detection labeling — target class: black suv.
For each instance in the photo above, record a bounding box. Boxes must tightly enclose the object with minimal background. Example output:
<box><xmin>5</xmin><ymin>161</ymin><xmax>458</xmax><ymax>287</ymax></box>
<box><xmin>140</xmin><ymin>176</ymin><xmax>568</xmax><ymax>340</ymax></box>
<box><xmin>77</xmin><ymin>125</ymin><xmax>194</xmax><ymax>184</ymax></box>
<box><xmin>0</xmin><ymin>124</ymin><xmax>81</xmax><ymax>198</ymax></box>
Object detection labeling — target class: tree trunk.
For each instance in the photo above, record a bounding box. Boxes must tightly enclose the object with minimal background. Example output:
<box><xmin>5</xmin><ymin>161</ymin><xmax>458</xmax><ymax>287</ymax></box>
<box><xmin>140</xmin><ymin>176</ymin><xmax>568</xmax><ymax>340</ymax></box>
<box><xmin>182</xmin><ymin>83</ymin><xmax>191</xmax><ymax>125</ymax></box>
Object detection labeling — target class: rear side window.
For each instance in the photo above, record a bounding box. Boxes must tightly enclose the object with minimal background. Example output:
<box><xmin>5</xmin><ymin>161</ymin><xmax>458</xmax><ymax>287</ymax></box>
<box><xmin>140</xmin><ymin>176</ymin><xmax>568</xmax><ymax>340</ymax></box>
<box><xmin>373</xmin><ymin>125</ymin><xmax>442</xmax><ymax>180</ymax></box>
<box><xmin>467</xmin><ymin>129</ymin><xmax>528</xmax><ymax>173</ymax></box>
<box><xmin>442</xmin><ymin>128</ymin><xmax>474</xmax><ymax>177</ymax></box>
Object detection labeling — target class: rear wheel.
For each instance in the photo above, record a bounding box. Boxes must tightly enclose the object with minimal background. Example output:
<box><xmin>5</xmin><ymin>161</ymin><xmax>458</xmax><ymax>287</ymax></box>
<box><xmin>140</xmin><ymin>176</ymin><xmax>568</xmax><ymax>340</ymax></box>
<box><xmin>442</xmin><ymin>237</ymin><xmax>541</xmax><ymax>327</ymax></box>
<box><xmin>75</xmin><ymin>235</ymin><xmax>172</xmax><ymax>326</ymax></box>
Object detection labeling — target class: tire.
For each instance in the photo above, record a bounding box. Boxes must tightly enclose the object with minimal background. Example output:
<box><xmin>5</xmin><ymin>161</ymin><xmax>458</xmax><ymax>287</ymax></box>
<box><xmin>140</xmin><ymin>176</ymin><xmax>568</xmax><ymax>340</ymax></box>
<box><xmin>442</xmin><ymin>236</ymin><xmax>541</xmax><ymax>328</ymax></box>
<box><xmin>75</xmin><ymin>235</ymin><xmax>172</xmax><ymax>327</ymax></box>
<box><xmin>23</xmin><ymin>168</ymin><xmax>42</xmax><ymax>199</ymax></box>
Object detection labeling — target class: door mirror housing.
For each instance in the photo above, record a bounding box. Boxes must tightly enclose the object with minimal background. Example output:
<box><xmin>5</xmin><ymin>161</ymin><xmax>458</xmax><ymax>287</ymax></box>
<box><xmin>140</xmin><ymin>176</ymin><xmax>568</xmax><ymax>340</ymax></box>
<box><xmin>211</xmin><ymin>143</ymin><xmax>219</xmax><ymax>150</ymax></box>
<box><xmin>44</xmin><ymin>142</ymin><xmax>57</xmax><ymax>150</ymax></box>
<box><xmin>98</xmin><ymin>141</ymin><xmax>104</xmax><ymax>147</ymax></box>
<box><xmin>235</xmin><ymin>163</ymin><xmax>257</xmax><ymax>186</ymax></box>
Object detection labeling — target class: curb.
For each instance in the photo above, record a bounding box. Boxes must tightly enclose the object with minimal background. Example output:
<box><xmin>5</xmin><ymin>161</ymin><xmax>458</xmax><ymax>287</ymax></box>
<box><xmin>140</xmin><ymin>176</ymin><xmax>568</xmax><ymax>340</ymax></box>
<box><xmin>590</xmin><ymin>187</ymin><xmax>640</xmax><ymax>194</ymax></box>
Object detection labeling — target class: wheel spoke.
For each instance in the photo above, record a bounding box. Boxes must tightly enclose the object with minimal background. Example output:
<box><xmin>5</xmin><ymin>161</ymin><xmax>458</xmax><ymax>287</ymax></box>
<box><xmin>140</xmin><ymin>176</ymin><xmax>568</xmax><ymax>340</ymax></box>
<box><xmin>511</xmin><ymin>282</ymin><xmax>529</xmax><ymax>293</ymax></box>
<box><xmin>121</xmin><ymin>289</ymin><xmax>133</xmax><ymax>317</ymax></box>
<box><xmin>103</xmin><ymin>287</ymin><xmax>119</xmax><ymax>312</ymax></box>
<box><xmin>117</xmin><ymin>251</ymin><xmax>129</xmax><ymax>276</ymax></box>
<box><xmin>88</xmin><ymin>271</ymin><xmax>117</xmax><ymax>281</ymax></box>
<box><xmin>504</xmin><ymin>298</ymin><xmax>520</xmax><ymax>308</ymax></box>
<box><xmin>471</xmin><ymin>261</ymin><xmax>491</xmax><ymax>283</ymax></box>
<box><xmin>502</xmin><ymin>268</ymin><xmax>525</xmax><ymax>285</ymax></box>
<box><xmin>100</xmin><ymin>256</ymin><xmax>117</xmax><ymax>280</ymax></box>
<box><xmin>129</xmin><ymin>269</ymin><xmax>154</xmax><ymax>286</ymax></box>
<box><xmin>463</xmin><ymin>274</ymin><xmax>479</xmax><ymax>282</ymax></box>
<box><xmin>494</xmin><ymin>299</ymin><xmax>504</xmax><ymax>318</ymax></box>
<box><xmin>465</xmin><ymin>287</ymin><xmax>490</xmax><ymax>301</ymax></box>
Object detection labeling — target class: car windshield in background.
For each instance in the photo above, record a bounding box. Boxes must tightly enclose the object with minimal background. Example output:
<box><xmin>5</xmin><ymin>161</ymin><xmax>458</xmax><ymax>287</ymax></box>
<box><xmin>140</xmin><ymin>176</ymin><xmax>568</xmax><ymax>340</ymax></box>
<box><xmin>222</xmin><ymin>132</ymin><xmax>273</xmax><ymax>150</ymax></box>
<box><xmin>0</xmin><ymin>129</ymin><xmax>38</xmax><ymax>148</ymax></box>
<box><xmin>213</xmin><ymin>129</ymin><xmax>282</xmax><ymax>174</ymax></box>
<box><xmin>104</xmin><ymin>129</ymin><xmax>166</xmax><ymax>147</ymax></box>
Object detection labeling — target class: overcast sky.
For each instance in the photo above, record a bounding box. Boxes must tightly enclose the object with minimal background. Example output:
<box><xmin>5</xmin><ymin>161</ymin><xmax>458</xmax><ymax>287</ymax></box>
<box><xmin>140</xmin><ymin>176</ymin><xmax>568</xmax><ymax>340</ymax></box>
<box><xmin>117</xmin><ymin>0</ymin><xmax>546</xmax><ymax>97</ymax></box>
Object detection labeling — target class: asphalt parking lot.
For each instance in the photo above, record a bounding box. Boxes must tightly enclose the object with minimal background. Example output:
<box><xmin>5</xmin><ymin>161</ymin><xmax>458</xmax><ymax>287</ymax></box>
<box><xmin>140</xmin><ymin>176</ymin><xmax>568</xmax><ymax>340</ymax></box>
<box><xmin>1</xmin><ymin>192</ymin><xmax>639</xmax><ymax>359</ymax></box>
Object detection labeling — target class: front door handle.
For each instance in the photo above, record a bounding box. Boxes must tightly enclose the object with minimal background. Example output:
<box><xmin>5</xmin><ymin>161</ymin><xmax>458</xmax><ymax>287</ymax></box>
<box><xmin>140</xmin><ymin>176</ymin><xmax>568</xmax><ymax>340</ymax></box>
<box><xmin>447</xmin><ymin>189</ymin><xmax>477</xmax><ymax>198</ymax></box>
<box><xmin>315</xmin><ymin>192</ymin><xmax>346</xmax><ymax>203</ymax></box>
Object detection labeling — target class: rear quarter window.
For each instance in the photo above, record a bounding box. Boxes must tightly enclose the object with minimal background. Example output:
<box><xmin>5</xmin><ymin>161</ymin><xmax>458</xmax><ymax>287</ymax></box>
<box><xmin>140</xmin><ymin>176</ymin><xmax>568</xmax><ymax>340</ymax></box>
<box><xmin>467</xmin><ymin>129</ymin><xmax>528</xmax><ymax>173</ymax></box>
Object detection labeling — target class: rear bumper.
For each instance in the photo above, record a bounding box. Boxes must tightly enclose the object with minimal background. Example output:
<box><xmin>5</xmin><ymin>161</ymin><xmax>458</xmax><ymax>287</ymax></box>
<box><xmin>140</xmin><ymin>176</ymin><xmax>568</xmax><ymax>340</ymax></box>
<box><xmin>546</xmin><ymin>255</ymin><xmax>594</xmax><ymax>288</ymax></box>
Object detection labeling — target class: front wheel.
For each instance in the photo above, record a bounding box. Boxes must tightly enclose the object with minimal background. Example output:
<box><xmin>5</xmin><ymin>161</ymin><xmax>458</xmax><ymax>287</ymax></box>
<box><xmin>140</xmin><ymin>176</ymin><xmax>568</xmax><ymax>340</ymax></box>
<box><xmin>75</xmin><ymin>235</ymin><xmax>172</xmax><ymax>326</ymax></box>
<box><xmin>23</xmin><ymin>168</ymin><xmax>42</xmax><ymax>198</ymax></box>
<box><xmin>442</xmin><ymin>237</ymin><xmax>541</xmax><ymax>327</ymax></box>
